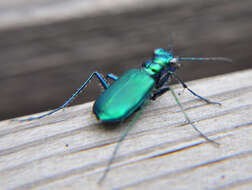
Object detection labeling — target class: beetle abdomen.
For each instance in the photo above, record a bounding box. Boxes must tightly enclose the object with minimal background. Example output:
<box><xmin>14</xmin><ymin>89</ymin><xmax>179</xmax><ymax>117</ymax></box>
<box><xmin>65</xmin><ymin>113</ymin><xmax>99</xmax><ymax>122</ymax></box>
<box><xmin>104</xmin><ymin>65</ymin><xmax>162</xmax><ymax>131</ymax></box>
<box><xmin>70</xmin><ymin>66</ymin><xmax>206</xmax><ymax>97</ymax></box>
<box><xmin>93</xmin><ymin>69</ymin><xmax>155</xmax><ymax>122</ymax></box>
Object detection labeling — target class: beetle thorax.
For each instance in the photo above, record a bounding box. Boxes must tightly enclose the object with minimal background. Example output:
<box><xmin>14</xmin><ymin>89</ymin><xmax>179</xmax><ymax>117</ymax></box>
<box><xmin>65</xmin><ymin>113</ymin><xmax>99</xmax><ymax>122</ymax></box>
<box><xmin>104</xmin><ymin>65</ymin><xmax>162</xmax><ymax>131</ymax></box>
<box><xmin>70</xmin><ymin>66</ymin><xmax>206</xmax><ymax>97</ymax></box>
<box><xmin>143</xmin><ymin>48</ymin><xmax>174</xmax><ymax>76</ymax></box>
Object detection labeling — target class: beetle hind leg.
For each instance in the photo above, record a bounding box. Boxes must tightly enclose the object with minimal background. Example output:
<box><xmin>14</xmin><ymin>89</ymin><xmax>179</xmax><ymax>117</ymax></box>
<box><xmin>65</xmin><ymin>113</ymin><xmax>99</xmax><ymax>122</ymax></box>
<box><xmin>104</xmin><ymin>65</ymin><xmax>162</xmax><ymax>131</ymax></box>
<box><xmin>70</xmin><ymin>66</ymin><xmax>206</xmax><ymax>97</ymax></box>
<box><xmin>13</xmin><ymin>72</ymin><xmax>109</xmax><ymax>122</ymax></box>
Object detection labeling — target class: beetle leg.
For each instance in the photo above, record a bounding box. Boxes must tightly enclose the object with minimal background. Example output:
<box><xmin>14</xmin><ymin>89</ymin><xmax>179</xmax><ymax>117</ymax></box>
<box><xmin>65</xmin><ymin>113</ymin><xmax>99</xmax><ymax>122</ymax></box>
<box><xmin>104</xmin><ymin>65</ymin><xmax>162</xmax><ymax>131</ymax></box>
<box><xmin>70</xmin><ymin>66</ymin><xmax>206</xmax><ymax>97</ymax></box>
<box><xmin>169</xmin><ymin>87</ymin><xmax>219</xmax><ymax>146</ymax></box>
<box><xmin>106</xmin><ymin>73</ymin><xmax>119</xmax><ymax>81</ymax></box>
<box><xmin>169</xmin><ymin>72</ymin><xmax>221</xmax><ymax>105</ymax></box>
<box><xmin>14</xmin><ymin>72</ymin><xmax>109</xmax><ymax>122</ymax></box>
<box><xmin>156</xmin><ymin>72</ymin><xmax>171</xmax><ymax>88</ymax></box>
<box><xmin>151</xmin><ymin>87</ymin><xmax>170</xmax><ymax>100</ymax></box>
<box><xmin>98</xmin><ymin>100</ymin><xmax>150</xmax><ymax>184</ymax></box>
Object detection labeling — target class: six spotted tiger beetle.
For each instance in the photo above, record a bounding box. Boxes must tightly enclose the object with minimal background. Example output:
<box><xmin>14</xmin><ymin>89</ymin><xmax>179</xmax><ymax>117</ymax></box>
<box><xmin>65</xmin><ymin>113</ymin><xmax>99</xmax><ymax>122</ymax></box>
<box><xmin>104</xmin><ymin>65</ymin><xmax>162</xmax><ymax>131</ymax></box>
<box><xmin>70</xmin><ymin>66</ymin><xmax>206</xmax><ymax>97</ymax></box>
<box><xmin>15</xmin><ymin>48</ymin><xmax>232</xmax><ymax>183</ymax></box>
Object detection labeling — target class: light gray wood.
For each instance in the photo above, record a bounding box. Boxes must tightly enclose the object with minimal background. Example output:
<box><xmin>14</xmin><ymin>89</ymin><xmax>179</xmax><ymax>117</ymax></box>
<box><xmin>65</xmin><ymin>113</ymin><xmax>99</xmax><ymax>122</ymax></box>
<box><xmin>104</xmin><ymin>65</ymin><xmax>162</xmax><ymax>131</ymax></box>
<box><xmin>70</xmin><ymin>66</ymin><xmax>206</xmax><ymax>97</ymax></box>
<box><xmin>0</xmin><ymin>69</ymin><xmax>251</xmax><ymax>190</ymax></box>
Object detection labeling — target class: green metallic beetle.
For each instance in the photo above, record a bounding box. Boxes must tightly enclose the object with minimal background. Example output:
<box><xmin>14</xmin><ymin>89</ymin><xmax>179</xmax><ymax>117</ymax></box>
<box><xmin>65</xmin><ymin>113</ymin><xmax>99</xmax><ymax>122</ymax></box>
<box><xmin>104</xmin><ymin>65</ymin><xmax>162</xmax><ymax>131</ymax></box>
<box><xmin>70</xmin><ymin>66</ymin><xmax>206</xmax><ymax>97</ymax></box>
<box><xmin>18</xmin><ymin>48</ymin><xmax>230</xmax><ymax>123</ymax></box>
<box><xmin>93</xmin><ymin>48</ymin><xmax>230</xmax><ymax>123</ymax></box>
<box><xmin>17</xmin><ymin>48</ymin><xmax>231</xmax><ymax>183</ymax></box>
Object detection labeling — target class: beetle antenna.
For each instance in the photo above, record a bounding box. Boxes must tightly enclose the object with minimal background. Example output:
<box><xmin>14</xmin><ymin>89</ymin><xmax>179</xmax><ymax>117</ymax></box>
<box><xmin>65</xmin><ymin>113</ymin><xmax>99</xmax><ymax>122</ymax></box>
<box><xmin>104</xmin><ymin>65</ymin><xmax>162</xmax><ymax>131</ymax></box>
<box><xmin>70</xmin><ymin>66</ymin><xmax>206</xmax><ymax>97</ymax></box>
<box><xmin>167</xmin><ymin>32</ymin><xmax>175</xmax><ymax>54</ymax></box>
<box><xmin>177</xmin><ymin>57</ymin><xmax>232</xmax><ymax>62</ymax></box>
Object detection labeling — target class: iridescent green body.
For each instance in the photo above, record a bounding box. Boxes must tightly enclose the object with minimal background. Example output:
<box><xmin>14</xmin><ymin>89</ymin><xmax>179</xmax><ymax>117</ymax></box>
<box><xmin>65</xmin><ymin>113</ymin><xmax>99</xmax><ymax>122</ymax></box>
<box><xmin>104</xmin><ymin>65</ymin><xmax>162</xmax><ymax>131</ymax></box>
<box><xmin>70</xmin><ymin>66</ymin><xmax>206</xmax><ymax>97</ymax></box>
<box><xmin>93</xmin><ymin>69</ymin><xmax>155</xmax><ymax>122</ymax></box>
<box><xmin>93</xmin><ymin>48</ymin><xmax>174</xmax><ymax>122</ymax></box>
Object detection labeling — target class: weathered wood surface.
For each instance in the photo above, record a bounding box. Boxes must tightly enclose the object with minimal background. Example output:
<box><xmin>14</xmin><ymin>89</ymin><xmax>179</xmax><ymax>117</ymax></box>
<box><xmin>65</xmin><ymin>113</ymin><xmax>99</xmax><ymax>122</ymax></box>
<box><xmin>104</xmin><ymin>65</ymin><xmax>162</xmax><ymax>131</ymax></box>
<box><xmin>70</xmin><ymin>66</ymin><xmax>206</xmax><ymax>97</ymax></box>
<box><xmin>0</xmin><ymin>69</ymin><xmax>251</xmax><ymax>190</ymax></box>
<box><xmin>1</xmin><ymin>0</ymin><xmax>252</xmax><ymax>121</ymax></box>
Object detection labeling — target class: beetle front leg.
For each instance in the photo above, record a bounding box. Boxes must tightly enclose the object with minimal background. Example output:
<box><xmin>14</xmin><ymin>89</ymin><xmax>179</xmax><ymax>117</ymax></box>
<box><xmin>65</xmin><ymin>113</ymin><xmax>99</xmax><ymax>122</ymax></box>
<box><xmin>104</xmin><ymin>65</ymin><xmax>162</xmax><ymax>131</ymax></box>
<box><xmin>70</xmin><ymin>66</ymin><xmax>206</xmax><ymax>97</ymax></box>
<box><xmin>169</xmin><ymin>72</ymin><xmax>221</xmax><ymax>105</ymax></box>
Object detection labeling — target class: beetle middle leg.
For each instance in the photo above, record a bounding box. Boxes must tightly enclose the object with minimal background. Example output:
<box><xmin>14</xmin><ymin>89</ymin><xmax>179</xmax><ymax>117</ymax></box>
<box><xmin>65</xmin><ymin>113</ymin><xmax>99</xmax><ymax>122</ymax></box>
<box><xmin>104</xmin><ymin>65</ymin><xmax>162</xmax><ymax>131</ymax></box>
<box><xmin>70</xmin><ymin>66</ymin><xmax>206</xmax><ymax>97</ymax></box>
<box><xmin>150</xmin><ymin>72</ymin><xmax>219</xmax><ymax>145</ymax></box>
<box><xmin>151</xmin><ymin>87</ymin><xmax>170</xmax><ymax>100</ymax></box>
<box><xmin>169</xmin><ymin>86</ymin><xmax>219</xmax><ymax>146</ymax></box>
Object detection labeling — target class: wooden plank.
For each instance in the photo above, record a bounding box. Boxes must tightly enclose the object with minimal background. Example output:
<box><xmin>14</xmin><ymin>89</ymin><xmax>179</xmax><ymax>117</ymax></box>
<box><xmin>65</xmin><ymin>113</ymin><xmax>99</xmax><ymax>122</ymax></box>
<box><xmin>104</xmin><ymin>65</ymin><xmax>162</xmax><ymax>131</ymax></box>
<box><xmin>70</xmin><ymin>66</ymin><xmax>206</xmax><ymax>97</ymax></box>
<box><xmin>1</xmin><ymin>0</ymin><xmax>252</xmax><ymax>121</ymax></box>
<box><xmin>0</xmin><ymin>69</ymin><xmax>251</xmax><ymax>190</ymax></box>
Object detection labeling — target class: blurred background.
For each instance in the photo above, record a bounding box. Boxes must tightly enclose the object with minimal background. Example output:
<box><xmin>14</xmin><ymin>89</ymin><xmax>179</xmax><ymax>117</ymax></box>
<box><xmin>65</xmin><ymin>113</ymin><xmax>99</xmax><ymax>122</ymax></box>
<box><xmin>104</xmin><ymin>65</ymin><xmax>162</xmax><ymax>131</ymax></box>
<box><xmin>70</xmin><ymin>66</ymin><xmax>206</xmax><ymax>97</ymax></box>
<box><xmin>1</xmin><ymin>0</ymin><xmax>251</xmax><ymax>121</ymax></box>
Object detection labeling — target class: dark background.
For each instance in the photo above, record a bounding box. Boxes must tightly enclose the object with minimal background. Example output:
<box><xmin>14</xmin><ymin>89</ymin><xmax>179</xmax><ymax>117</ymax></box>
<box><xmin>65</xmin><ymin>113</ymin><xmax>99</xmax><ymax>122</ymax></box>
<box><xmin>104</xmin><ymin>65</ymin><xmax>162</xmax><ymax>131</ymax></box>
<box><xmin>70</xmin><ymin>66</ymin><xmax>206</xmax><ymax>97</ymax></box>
<box><xmin>1</xmin><ymin>0</ymin><xmax>252</xmax><ymax>121</ymax></box>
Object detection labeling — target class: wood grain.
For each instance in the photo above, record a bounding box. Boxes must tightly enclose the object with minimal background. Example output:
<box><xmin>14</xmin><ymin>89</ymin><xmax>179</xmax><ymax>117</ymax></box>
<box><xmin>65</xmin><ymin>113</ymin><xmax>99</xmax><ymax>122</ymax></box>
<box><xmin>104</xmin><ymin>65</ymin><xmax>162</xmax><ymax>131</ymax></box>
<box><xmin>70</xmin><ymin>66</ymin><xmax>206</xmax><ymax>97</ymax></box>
<box><xmin>0</xmin><ymin>69</ymin><xmax>251</xmax><ymax>190</ymax></box>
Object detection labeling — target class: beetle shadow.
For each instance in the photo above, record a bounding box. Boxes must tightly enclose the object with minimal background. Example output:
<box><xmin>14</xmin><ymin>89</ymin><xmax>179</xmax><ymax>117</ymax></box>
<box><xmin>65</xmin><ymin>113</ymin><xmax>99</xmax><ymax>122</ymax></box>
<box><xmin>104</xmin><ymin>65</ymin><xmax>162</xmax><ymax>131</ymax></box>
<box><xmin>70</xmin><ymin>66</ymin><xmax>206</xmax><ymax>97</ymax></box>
<box><xmin>93</xmin><ymin>103</ymin><xmax>146</xmax><ymax>133</ymax></box>
<box><xmin>97</xmin><ymin>121</ymin><xmax>128</xmax><ymax>132</ymax></box>
<box><xmin>96</xmin><ymin>115</ymin><xmax>136</xmax><ymax>133</ymax></box>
